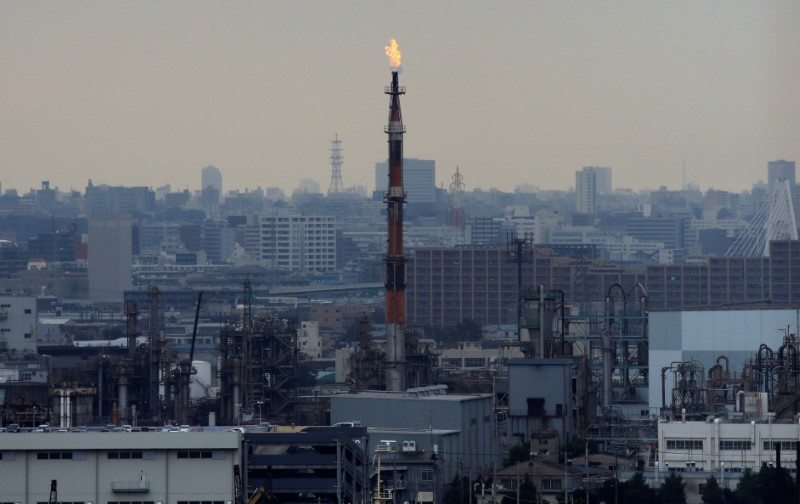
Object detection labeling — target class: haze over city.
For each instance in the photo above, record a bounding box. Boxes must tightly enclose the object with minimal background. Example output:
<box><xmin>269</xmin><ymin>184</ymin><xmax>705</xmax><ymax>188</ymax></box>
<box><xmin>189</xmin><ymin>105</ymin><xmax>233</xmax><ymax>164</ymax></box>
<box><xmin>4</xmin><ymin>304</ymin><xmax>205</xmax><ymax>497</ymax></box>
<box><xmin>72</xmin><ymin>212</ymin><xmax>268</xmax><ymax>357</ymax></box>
<box><xmin>2</xmin><ymin>1</ymin><xmax>798</xmax><ymax>194</ymax></box>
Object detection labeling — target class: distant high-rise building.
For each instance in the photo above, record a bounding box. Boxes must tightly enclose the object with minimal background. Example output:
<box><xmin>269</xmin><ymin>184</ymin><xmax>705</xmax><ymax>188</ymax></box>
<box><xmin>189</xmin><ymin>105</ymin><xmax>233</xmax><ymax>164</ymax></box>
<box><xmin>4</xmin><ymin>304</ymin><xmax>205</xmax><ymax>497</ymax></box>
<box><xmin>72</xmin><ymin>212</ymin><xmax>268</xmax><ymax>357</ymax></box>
<box><xmin>36</xmin><ymin>181</ymin><xmax>57</xmax><ymax>209</ymax></box>
<box><xmin>768</xmin><ymin>160</ymin><xmax>796</xmax><ymax>189</ymax></box>
<box><xmin>583</xmin><ymin>166</ymin><xmax>612</xmax><ymax>194</ymax></box>
<box><xmin>88</xmin><ymin>213</ymin><xmax>133</xmax><ymax>302</ymax></box>
<box><xmin>27</xmin><ymin>224</ymin><xmax>80</xmax><ymax>262</ymax></box>
<box><xmin>201</xmin><ymin>187</ymin><xmax>221</xmax><ymax>210</ymax></box>
<box><xmin>625</xmin><ymin>214</ymin><xmax>689</xmax><ymax>250</ymax></box>
<box><xmin>84</xmin><ymin>182</ymin><xmax>155</xmax><ymax>215</ymax></box>
<box><xmin>165</xmin><ymin>190</ymin><xmax>191</xmax><ymax>209</ymax></box>
<box><xmin>469</xmin><ymin>217</ymin><xmax>503</xmax><ymax>245</ymax></box>
<box><xmin>575</xmin><ymin>168</ymin><xmax>597</xmax><ymax>215</ymax></box>
<box><xmin>265</xmin><ymin>187</ymin><xmax>286</xmax><ymax>201</ymax></box>
<box><xmin>201</xmin><ymin>165</ymin><xmax>222</xmax><ymax>194</ymax></box>
<box><xmin>202</xmin><ymin>220</ymin><xmax>237</xmax><ymax>264</ymax></box>
<box><xmin>247</xmin><ymin>213</ymin><xmax>336</xmax><ymax>272</ymax></box>
<box><xmin>138</xmin><ymin>222</ymin><xmax>181</xmax><ymax>255</ymax></box>
<box><xmin>295</xmin><ymin>178</ymin><xmax>321</xmax><ymax>194</ymax></box>
<box><xmin>375</xmin><ymin>158</ymin><xmax>435</xmax><ymax>204</ymax></box>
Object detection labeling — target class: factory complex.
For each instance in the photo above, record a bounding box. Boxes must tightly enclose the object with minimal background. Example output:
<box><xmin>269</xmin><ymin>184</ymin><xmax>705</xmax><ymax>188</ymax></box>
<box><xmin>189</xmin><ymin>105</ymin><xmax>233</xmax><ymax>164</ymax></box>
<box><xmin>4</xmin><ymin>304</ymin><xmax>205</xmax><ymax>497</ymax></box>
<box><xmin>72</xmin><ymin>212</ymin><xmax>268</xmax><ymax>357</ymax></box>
<box><xmin>2</xmin><ymin>42</ymin><xmax>800</xmax><ymax>504</ymax></box>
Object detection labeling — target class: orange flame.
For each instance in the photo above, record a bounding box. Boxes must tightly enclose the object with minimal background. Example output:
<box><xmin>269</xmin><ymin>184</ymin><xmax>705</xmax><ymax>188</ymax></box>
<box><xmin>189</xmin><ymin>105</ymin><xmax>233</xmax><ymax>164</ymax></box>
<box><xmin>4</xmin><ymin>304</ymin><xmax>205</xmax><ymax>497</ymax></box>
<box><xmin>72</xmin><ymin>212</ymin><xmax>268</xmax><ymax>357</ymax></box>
<box><xmin>384</xmin><ymin>39</ymin><xmax>402</xmax><ymax>67</ymax></box>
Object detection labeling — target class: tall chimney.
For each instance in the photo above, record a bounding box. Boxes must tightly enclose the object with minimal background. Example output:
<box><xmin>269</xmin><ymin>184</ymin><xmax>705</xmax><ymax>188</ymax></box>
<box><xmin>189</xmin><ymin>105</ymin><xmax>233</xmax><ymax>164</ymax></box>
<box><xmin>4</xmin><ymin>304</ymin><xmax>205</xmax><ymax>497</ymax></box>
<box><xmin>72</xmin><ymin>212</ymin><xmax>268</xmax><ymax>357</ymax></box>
<box><xmin>384</xmin><ymin>70</ymin><xmax>407</xmax><ymax>392</ymax></box>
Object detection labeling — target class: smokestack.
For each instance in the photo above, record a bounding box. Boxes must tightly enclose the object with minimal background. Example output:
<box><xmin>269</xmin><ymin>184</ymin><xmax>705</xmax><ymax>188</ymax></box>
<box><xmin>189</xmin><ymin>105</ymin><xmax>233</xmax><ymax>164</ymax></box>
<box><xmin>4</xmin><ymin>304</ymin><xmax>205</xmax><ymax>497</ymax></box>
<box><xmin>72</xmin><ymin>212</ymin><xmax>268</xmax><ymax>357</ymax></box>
<box><xmin>384</xmin><ymin>69</ymin><xmax>407</xmax><ymax>392</ymax></box>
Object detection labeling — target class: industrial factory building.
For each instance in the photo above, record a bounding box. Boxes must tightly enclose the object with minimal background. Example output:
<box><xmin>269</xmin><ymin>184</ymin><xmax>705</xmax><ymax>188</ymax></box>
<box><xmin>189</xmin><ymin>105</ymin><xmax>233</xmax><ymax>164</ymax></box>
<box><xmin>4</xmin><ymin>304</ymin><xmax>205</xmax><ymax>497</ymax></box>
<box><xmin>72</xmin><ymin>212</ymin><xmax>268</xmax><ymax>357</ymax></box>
<box><xmin>243</xmin><ymin>427</ymin><xmax>368</xmax><ymax>504</ymax></box>
<box><xmin>330</xmin><ymin>386</ymin><xmax>504</xmax><ymax>486</ymax></box>
<box><xmin>4</xmin><ymin>36</ymin><xmax>799</xmax><ymax>504</ymax></box>
<box><xmin>507</xmin><ymin>359</ymin><xmax>582</xmax><ymax>445</ymax></box>
<box><xmin>657</xmin><ymin>415</ymin><xmax>800</xmax><ymax>502</ymax></box>
<box><xmin>657</xmin><ymin>417</ymin><xmax>800</xmax><ymax>474</ymax></box>
<box><xmin>649</xmin><ymin>306</ymin><xmax>798</xmax><ymax>413</ymax></box>
<box><xmin>0</xmin><ymin>431</ymin><xmax>241</xmax><ymax>504</ymax></box>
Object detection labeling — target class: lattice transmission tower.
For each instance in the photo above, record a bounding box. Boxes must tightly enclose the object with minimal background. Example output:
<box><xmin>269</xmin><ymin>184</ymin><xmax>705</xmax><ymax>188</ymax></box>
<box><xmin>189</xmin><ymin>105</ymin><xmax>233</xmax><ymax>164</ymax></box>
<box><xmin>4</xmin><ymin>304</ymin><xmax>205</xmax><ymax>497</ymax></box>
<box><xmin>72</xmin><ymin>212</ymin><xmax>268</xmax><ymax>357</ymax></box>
<box><xmin>448</xmin><ymin>166</ymin><xmax>466</xmax><ymax>245</ymax></box>
<box><xmin>327</xmin><ymin>134</ymin><xmax>344</xmax><ymax>195</ymax></box>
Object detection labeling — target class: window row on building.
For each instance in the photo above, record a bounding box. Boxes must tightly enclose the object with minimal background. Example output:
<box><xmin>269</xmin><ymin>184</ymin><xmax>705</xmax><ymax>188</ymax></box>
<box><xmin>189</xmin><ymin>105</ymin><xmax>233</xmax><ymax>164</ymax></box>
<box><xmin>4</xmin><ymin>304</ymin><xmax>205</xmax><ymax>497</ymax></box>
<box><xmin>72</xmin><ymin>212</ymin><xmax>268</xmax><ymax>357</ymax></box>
<box><xmin>408</xmin><ymin>241</ymin><xmax>800</xmax><ymax>326</ymax></box>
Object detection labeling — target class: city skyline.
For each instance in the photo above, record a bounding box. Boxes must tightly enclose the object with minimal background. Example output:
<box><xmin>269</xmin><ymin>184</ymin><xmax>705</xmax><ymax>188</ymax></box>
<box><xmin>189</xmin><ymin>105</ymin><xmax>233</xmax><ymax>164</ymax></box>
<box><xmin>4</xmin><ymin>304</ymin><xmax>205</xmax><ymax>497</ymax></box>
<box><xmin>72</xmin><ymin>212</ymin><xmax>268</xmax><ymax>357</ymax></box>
<box><xmin>2</xmin><ymin>1</ymin><xmax>798</xmax><ymax>195</ymax></box>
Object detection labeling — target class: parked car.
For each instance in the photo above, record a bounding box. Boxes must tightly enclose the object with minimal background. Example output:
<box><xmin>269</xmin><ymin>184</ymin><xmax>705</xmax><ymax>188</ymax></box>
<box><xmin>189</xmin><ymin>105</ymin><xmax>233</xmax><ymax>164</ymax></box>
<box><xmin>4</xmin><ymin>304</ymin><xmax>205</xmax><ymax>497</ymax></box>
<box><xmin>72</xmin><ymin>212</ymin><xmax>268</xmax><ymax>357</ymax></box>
<box><xmin>333</xmin><ymin>421</ymin><xmax>362</xmax><ymax>428</ymax></box>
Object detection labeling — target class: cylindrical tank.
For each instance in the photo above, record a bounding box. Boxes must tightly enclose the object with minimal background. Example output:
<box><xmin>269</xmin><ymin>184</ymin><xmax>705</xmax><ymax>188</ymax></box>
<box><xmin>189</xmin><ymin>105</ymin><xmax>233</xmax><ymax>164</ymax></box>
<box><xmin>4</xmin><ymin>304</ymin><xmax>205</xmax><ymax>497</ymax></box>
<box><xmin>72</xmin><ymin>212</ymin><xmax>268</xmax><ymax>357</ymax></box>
<box><xmin>190</xmin><ymin>360</ymin><xmax>212</xmax><ymax>399</ymax></box>
<box><xmin>520</xmin><ymin>300</ymin><xmax>555</xmax><ymax>332</ymax></box>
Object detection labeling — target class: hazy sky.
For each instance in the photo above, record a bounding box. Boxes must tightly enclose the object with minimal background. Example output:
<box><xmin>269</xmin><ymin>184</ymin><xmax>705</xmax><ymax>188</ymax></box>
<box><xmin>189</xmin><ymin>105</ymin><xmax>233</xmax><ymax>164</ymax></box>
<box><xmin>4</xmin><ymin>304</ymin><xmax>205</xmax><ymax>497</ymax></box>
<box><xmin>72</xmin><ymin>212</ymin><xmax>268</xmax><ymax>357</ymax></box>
<box><xmin>2</xmin><ymin>1</ymin><xmax>798</xmax><ymax>195</ymax></box>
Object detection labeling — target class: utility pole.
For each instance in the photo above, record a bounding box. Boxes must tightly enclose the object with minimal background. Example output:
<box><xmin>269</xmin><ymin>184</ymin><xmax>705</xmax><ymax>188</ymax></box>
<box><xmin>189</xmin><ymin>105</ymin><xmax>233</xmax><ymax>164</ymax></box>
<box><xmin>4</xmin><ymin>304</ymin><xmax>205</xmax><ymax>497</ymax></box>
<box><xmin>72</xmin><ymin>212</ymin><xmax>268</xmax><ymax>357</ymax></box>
<box><xmin>564</xmin><ymin>446</ymin><xmax>568</xmax><ymax>504</ymax></box>
<box><xmin>614</xmin><ymin>451</ymin><xmax>619</xmax><ymax>504</ymax></box>
<box><xmin>585</xmin><ymin>441</ymin><xmax>589</xmax><ymax>504</ymax></box>
<box><xmin>469</xmin><ymin>467</ymin><xmax>473</xmax><ymax>504</ymax></box>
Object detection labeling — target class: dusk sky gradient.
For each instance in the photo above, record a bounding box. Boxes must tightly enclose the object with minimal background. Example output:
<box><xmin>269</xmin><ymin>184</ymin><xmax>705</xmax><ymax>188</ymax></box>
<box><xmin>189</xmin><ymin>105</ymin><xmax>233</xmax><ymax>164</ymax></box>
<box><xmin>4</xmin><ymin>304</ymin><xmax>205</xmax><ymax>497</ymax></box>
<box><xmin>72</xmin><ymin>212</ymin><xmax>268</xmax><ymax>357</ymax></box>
<box><xmin>1</xmin><ymin>1</ymin><xmax>798</xmax><ymax>195</ymax></box>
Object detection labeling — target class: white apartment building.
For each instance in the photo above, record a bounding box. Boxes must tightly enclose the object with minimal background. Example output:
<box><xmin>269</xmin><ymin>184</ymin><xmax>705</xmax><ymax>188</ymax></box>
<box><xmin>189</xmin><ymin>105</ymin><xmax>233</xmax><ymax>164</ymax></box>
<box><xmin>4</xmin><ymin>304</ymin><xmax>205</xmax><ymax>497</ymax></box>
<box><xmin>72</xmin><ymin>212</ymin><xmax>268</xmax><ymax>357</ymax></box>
<box><xmin>298</xmin><ymin>321</ymin><xmax>322</xmax><ymax>359</ymax></box>
<box><xmin>575</xmin><ymin>168</ymin><xmax>598</xmax><ymax>215</ymax></box>
<box><xmin>252</xmin><ymin>214</ymin><xmax>336</xmax><ymax>272</ymax></box>
<box><xmin>0</xmin><ymin>295</ymin><xmax>37</xmax><ymax>353</ymax></box>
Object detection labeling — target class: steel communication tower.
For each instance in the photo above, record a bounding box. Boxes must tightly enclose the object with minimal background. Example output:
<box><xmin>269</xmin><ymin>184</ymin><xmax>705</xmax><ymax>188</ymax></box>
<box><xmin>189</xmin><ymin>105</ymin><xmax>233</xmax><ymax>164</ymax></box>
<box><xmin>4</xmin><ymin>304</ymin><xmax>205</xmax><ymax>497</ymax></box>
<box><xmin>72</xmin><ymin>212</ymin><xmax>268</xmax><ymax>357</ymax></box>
<box><xmin>449</xmin><ymin>166</ymin><xmax>466</xmax><ymax>244</ymax></box>
<box><xmin>327</xmin><ymin>134</ymin><xmax>344</xmax><ymax>195</ymax></box>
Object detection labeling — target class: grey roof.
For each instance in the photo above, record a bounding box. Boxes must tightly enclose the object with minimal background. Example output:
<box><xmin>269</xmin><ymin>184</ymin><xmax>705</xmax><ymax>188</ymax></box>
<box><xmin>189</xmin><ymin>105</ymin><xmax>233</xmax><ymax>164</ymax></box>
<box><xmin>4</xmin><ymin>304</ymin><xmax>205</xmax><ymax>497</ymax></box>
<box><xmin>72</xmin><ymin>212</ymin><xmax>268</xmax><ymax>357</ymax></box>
<box><xmin>333</xmin><ymin>391</ymin><xmax>492</xmax><ymax>402</ymax></box>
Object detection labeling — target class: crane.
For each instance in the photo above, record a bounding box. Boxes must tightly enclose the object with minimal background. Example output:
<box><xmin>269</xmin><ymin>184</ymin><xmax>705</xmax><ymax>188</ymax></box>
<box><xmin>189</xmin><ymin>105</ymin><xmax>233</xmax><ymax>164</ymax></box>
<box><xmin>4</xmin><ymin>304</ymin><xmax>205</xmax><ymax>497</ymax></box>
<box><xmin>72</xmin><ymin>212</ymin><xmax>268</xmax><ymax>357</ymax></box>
<box><xmin>247</xmin><ymin>486</ymin><xmax>266</xmax><ymax>504</ymax></box>
<box><xmin>175</xmin><ymin>291</ymin><xmax>202</xmax><ymax>424</ymax></box>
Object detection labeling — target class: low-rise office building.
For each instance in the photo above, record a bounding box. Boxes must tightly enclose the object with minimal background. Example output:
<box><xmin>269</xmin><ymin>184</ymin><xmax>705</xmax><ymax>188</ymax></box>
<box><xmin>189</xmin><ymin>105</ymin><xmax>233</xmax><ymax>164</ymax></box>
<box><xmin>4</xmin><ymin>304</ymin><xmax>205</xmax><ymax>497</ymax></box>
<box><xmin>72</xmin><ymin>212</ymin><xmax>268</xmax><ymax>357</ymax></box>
<box><xmin>658</xmin><ymin>418</ymin><xmax>800</xmax><ymax>473</ymax></box>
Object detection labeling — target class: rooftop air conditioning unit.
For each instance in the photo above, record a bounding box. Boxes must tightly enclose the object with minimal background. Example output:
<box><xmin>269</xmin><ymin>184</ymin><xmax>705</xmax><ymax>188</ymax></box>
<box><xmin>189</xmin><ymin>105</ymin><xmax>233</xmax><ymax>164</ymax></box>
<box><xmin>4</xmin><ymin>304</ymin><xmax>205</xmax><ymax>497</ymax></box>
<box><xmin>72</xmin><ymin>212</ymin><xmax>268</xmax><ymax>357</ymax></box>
<box><xmin>401</xmin><ymin>440</ymin><xmax>416</xmax><ymax>452</ymax></box>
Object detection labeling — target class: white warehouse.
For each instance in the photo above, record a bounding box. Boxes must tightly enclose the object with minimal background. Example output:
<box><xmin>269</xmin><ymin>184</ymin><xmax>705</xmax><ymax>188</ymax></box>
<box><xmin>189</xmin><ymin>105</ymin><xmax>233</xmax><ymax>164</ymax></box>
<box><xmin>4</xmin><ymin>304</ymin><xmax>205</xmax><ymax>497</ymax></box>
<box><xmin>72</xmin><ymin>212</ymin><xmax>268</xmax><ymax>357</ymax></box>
<box><xmin>0</xmin><ymin>431</ymin><xmax>241</xmax><ymax>503</ymax></box>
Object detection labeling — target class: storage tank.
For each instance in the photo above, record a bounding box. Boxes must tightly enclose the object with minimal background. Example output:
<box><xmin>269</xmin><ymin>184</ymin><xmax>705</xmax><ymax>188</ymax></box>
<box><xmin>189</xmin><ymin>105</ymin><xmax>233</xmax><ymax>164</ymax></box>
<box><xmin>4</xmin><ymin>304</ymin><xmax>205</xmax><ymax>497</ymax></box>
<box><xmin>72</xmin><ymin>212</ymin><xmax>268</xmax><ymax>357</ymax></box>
<box><xmin>190</xmin><ymin>360</ymin><xmax>212</xmax><ymax>399</ymax></box>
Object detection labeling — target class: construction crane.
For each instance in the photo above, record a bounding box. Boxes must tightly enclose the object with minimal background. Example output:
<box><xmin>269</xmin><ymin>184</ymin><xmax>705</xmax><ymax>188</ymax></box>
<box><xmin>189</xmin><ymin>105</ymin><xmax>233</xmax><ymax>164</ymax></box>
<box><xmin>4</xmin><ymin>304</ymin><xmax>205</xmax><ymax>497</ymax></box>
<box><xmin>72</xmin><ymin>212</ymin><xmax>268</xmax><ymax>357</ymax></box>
<box><xmin>247</xmin><ymin>486</ymin><xmax>267</xmax><ymax>504</ymax></box>
<box><xmin>175</xmin><ymin>291</ymin><xmax>202</xmax><ymax>424</ymax></box>
<box><xmin>234</xmin><ymin>465</ymin><xmax>243</xmax><ymax>504</ymax></box>
<box><xmin>49</xmin><ymin>480</ymin><xmax>57</xmax><ymax>504</ymax></box>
